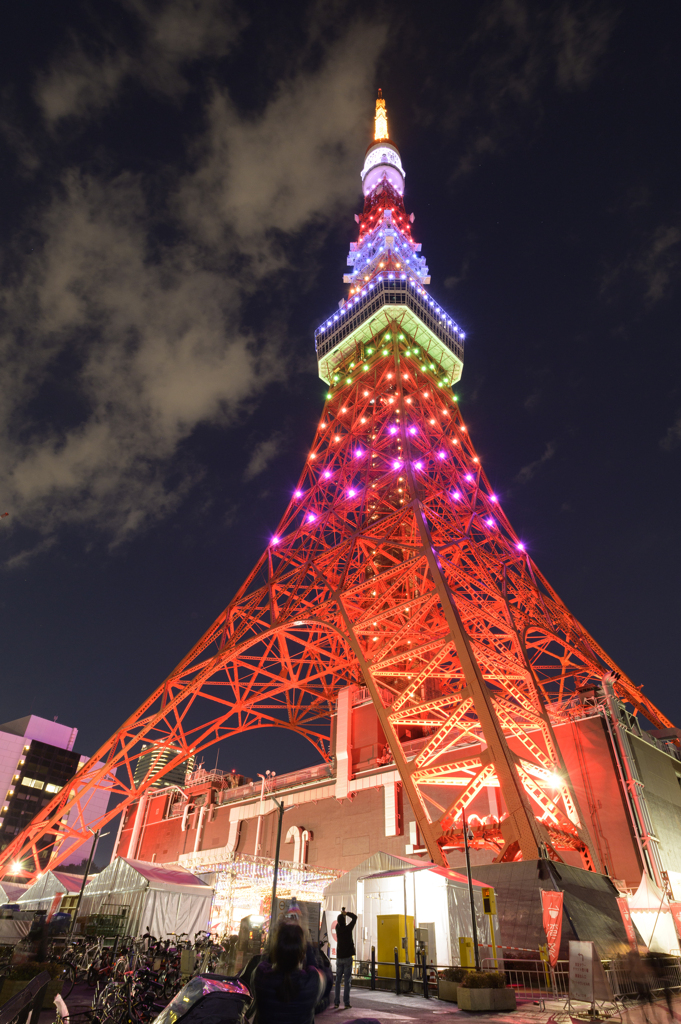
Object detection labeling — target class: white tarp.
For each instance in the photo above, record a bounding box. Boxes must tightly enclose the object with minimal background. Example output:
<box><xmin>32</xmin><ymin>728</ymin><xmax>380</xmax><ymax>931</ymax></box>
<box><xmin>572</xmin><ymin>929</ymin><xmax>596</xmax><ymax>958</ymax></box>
<box><xmin>322</xmin><ymin>852</ymin><xmax>499</xmax><ymax>968</ymax></box>
<box><xmin>17</xmin><ymin>871</ymin><xmax>83</xmax><ymax>910</ymax></box>
<box><xmin>628</xmin><ymin>874</ymin><xmax>680</xmax><ymax>954</ymax></box>
<box><xmin>80</xmin><ymin>858</ymin><xmax>213</xmax><ymax>938</ymax></box>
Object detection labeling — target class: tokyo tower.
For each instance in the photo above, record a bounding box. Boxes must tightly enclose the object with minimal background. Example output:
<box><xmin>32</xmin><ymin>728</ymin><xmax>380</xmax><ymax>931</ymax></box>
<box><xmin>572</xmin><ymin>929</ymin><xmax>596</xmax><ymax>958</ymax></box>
<box><xmin>1</xmin><ymin>92</ymin><xmax>674</xmax><ymax>881</ymax></box>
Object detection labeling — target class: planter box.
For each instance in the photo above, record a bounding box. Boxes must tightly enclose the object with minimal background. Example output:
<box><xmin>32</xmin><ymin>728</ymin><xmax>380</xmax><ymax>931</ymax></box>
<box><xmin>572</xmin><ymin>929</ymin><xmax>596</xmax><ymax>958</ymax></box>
<box><xmin>457</xmin><ymin>986</ymin><xmax>516</xmax><ymax>1012</ymax></box>
<box><xmin>0</xmin><ymin>976</ymin><xmax>62</xmax><ymax>1010</ymax></box>
<box><xmin>437</xmin><ymin>979</ymin><xmax>460</xmax><ymax>1003</ymax></box>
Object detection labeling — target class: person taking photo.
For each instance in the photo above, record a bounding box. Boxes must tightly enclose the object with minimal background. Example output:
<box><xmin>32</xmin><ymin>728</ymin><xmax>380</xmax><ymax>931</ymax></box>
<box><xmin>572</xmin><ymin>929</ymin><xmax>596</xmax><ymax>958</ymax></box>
<box><xmin>334</xmin><ymin>907</ymin><xmax>357</xmax><ymax>1009</ymax></box>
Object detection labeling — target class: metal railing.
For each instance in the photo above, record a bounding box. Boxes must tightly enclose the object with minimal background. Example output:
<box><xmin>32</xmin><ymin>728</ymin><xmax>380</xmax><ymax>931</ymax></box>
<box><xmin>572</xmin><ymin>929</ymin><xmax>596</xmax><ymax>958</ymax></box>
<box><xmin>0</xmin><ymin>970</ymin><xmax>51</xmax><ymax>1024</ymax></box>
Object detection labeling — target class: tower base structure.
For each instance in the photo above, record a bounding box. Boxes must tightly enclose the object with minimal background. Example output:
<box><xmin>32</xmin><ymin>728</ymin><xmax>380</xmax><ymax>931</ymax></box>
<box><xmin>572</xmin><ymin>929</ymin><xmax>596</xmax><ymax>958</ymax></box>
<box><xmin>472</xmin><ymin>860</ymin><xmax>631</xmax><ymax>960</ymax></box>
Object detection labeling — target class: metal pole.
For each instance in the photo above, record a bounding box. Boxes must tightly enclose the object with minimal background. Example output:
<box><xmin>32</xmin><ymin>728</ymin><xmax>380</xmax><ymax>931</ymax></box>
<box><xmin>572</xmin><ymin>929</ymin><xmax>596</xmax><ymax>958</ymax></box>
<box><xmin>69</xmin><ymin>828</ymin><xmax>102</xmax><ymax>935</ymax></box>
<box><xmin>268</xmin><ymin>796</ymin><xmax>284</xmax><ymax>934</ymax></box>
<box><xmin>371</xmin><ymin>946</ymin><xmax>376</xmax><ymax>990</ymax></box>
<box><xmin>462</xmin><ymin>811</ymin><xmax>480</xmax><ymax>970</ymax></box>
<box><xmin>422</xmin><ymin>949</ymin><xmax>429</xmax><ymax>999</ymax></box>
<box><xmin>394</xmin><ymin>947</ymin><xmax>400</xmax><ymax>995</ymax></box>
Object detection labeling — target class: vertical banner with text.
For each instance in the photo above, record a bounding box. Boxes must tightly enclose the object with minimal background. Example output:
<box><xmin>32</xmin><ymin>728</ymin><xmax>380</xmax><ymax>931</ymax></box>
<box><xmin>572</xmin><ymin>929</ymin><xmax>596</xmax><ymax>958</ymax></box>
<box><xmin>616</xmin><ymin>897</ymin><xmax>637</xmax><ymax>949</ymax></box>
<box><xmin>541</xmin><ymin>889</ymin><xmax>564</xmax><ymax>966</ymax></box>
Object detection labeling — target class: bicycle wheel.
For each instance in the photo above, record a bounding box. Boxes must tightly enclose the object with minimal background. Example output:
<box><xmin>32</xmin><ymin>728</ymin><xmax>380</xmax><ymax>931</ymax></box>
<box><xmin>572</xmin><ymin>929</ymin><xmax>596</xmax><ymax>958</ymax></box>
<box><xmin>61</xmin><ymin>962</ymin><xmax>76</xmax><ymax>999</ymax></box>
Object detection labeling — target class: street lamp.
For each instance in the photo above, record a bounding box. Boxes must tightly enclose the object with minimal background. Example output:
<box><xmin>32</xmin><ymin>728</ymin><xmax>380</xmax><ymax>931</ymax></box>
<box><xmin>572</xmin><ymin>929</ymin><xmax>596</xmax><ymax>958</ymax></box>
<box><xmin>462</xmin><ymin>809</ymin><xmax>481</xmax><ymax>970</ymax></box>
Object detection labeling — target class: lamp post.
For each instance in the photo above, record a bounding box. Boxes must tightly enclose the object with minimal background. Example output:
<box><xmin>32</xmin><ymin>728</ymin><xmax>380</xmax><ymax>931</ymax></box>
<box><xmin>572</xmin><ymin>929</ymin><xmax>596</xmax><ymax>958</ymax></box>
<box><xmin>255</xmin><ymin>770</ymin><xmax>275</xmax><ymax>855</ymax></box>
<box><xmin>69</xmin><ymin>827</ymin><xmax>109</xmax><ymax>936</ymax></box>
<box><xmin>268</xmin><ymin>795</ymin><xmax>284</xmax><ymax>934</ymax></box>
<box><xmin>462</xmin><ymin>810</ymin><xmax>480</xmax><ymax>970</ymax></box>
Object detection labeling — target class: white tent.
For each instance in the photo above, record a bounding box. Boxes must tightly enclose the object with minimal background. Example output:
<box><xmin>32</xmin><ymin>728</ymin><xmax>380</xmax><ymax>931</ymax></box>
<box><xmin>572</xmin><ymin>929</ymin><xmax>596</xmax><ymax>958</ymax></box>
<box><xmin>322</xmin><ymin>852</ymin><xmax>499</xmax><ymax>968</ymax></box>
<box><xmin>17</xmin><ymin>870</ymin><xmax>83</xmax><ymax>911</ymax></box>
<box><xmin>0</xmin><ymin>881</ymin><xmax>27</xmax><ymax>904</ymax></box>
<box><xmin>79</xmin><ymin>858</ymin><xmax>213</xmax><ymax>939</ymax></box>
<box><xmin>628</xmin><ymin>874</ymin><xmax>680</xmax><ymax>954</ymax></box>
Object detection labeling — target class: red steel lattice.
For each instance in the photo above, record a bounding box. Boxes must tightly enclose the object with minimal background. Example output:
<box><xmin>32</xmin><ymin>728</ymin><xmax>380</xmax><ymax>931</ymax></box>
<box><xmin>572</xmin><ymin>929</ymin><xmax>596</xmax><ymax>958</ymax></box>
<box><xmin>0</xmin><ymin>100</ymin><xmax>674</xmax><ymax>882</ymax></box>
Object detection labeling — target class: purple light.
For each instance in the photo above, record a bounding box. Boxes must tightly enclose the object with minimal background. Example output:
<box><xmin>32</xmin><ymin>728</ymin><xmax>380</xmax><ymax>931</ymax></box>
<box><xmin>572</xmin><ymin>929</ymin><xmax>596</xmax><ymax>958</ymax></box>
<box><xmin>354</xmin><ymin>448</ymin><xmax>363</xmax><ymax>458</ymax></box>
<box><xmin>393</xmin><ymin>460</ymin><xmax>402</xmax><ymax>469</ymax></box>
<box><xmin>389</xmin><ymin>425</ymin><xmax>398</xmax><ymax>434</ymax></box>
<box><xmin>486</xmin><ymin>518</ymin><xmax>495</xmax><ymax>528</ymax></box>
<box><xmin>409</xmin><ymin>426</ymin><xmax>416</xmax><ymax>435</ymax></box>
<box><xmin>348</xmin><ymin>488</ymin><xmax>356</xmax><ymax>497</ymax></box>
<box><xmin>294</xmin><ymin>490</ymin><xmax>302</xmax><ymax>498</ymax></box>
<box><xmin>452</xmin><ymin>491</ymin><xmax>461</xmax><ymax>500</ymax></box>
<box><xmin>516</xmin><ymin>542</ymin><xmax>525</xmax><ymax>551</ymax></box>
<box><xmin>490</xmin><ymin>494</ymin><xmax>497</xmax><ymax>503</ymax></box>
<box><xmin>307</xmin><ymin>512</ymin><xmax>317</xmax><ymax>523</ymax></box>
<box><xmin>437</xmin><ymin>451</ymin><xmax>446</xmax><ymax>460</ymax></box>
<box><xmin>415</xmin><ymin>461</ymin><xmax>423</xmax><ymax>470</ymax></box>
<box><xmin>465</xmin><ymin>474</ymin><xmax>473</xmax><ymax>482</ymax></box>
<box><xmin>323</xmin><ymin>470</ymin><xmax>332</xmax><ymax>479</ymax></box>
<box><xmin>271</xmin><ymin>536</ymin><xmax>280</xmax><ymax>545</ymax></box>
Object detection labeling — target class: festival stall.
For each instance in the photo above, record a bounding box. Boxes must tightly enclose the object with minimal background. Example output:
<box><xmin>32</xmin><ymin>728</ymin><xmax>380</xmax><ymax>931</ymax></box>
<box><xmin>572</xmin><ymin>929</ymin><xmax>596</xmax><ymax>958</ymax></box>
<box><xmin>78</xmin><ymin>858</ymin><xmax>213</xmax><ymax>938</ymax></box>
<box><xmin>322</xmin><ymin>852</ymin><xmax>499</xmax><ymax>968</ymax></box>
<box><xmin>16</xmin><ymin>871</ymin><xmax>83</xmax><ymax>912</ymax></box>
<box><xmin>627</xmin><ymin>873</ymin><xmax>680</xmax><ymax>954</ymax></box>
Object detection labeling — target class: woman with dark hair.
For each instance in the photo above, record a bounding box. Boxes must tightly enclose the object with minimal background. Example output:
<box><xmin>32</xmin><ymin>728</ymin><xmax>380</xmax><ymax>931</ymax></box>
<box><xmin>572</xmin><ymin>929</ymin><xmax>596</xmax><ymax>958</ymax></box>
<box><xmin>252</xmin><ymin>921</ymin><xmax>324</xmax><ymax>1024</ymax></box>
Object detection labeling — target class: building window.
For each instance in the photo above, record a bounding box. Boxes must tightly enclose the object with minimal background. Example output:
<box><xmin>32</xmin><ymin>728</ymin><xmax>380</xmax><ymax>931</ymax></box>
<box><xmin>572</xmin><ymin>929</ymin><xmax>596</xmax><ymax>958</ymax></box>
<box><xmin>45</xmin><ymin>783</ymin><xmax>62</xmax><ymax>794</ymax></box>
<box><xmin>21</xmin><ymin>777</ymin><xmax>45</xmax><ymax>790</ymax></box>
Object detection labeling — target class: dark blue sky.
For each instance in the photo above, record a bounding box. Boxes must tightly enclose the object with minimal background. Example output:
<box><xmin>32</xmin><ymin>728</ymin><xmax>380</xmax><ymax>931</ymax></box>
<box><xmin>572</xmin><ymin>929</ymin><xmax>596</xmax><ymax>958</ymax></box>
<box><xmin>0</xmin><ymin>0</ymin><xmax>680</xmax><ymax>860</ymax></box>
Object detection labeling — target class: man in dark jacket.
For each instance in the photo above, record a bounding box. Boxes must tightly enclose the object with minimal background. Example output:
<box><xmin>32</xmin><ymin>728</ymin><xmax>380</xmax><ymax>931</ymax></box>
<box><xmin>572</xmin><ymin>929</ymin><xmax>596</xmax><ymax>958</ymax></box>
<box><xmin>334</xmin><ymin>907</ymin><xmax>357</xmax><ymax>1009</ymax></box>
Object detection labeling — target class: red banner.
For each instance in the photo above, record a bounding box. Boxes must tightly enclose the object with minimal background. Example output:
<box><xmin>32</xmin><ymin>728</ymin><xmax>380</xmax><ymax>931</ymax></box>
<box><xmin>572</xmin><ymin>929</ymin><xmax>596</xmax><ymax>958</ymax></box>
<box><xmin>616</xmin><ymin>897</ymin><xmax>637</xmax><ymax>949</ymax></box>
<box><xmin>46</xmin><ymin>893</ymin><xmax>63</xmax><ymax>922</ymax></box>
<box><xmin>541</xmin><ymin>889</ymin><xmax>564</xmax><ymax>966</ymax></box>
<box><xmin>669</xmin><ymin>902</ymin><xmax>681</xmax><ymax>943</ymax></box>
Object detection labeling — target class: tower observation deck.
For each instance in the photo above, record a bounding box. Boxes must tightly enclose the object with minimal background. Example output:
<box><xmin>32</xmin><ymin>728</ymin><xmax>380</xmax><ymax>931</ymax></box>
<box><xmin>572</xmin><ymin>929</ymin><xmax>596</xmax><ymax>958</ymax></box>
<box><xmin>1</xmin><ymin>93</ymin><xmax>678</xmax><ymax>887</ymax></box>
<box><xmin>315</xmin><ymin>94</ymin><xmax>464</xmax><ymax>387</ymax></box>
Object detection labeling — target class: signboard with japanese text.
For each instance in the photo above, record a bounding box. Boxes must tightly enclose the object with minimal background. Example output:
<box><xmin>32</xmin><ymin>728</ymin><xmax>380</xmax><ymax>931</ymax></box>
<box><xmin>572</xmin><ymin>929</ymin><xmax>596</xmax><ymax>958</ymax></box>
<box><xmin>616</xmin><ymin>897</ymin><xmax>637</xmax><ymax>949</ymax></box>
<box><xmin>569</xmin><ymin>941</ymin><xmax>613</xmax><ymax>1003</ymax></box>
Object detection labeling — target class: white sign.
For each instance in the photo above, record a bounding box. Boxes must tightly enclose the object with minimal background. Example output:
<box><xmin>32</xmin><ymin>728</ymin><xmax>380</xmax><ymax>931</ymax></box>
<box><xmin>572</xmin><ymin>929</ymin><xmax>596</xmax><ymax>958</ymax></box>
<box><xmin>569</xmin><ymin>941</ymin><xmax>613</xmax><ymax>1003</ymax></box>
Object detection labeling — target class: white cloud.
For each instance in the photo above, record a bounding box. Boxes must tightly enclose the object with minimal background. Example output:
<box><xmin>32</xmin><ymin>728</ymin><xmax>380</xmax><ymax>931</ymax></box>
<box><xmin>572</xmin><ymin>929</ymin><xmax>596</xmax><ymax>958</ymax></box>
<box><xmin>514</xmin><ymin>441</ymin><xmax>556</xmax><ymax>484</ymax></box>
<box><xmin>244</xmin><ymin>433</ymin><xmax>284</xmax><ymax>481</ymax></box>
<box><xmin>0</xmin><ymin>17</ymin><xmax>387</xmax><ymax>549</ymax></box>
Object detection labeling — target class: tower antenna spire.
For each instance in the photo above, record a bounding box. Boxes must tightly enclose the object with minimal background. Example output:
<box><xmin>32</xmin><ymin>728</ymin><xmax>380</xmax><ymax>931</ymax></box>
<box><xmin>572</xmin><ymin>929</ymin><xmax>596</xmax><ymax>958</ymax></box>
<box><xmin>374</xmin><ymin>88</ymin><xmax>389</xmax><ymax>141</ymax></box>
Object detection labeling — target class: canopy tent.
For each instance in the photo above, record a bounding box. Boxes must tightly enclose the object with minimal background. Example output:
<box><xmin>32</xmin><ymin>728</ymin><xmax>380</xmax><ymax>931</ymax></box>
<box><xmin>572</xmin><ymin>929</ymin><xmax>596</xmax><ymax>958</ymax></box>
<box><xmin>627</xmin><ymin>874</ymin><xmax>680</xmax><ymax>954</ymax></box>
<box><xmin>322</xmin><ymin>852</ymin><xmax>499</xmax><ymax>967</ymax></box>
<box><xmin>16</xmin><ymin>871</ymin><xmax>83</xmax><ymax>911</ymax></box>
<box><xmin>79</xmin><ymin>858</ymin><xmax>213</xmax><ymax>939</ymax></box>
<box><xmin>0</xmin><ymin>881</ymin><xmax>27</xmax><ymax>904</ymax></box>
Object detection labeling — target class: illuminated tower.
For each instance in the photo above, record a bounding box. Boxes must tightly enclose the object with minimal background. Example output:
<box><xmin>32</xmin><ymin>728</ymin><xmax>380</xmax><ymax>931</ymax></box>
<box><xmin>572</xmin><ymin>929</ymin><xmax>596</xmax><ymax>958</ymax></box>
<box><xmin>1</xmin><ymin>94</ymin><xmax>675</xmax><ymax>882</ymax></box>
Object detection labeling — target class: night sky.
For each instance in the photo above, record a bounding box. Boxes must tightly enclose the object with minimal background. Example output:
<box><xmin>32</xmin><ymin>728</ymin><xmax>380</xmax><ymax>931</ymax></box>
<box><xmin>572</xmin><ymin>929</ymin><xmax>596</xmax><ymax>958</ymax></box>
<box><xmin>0</xmin><ymin>1</ymin><xmax>679</xmax><ymax>862</ymax></box>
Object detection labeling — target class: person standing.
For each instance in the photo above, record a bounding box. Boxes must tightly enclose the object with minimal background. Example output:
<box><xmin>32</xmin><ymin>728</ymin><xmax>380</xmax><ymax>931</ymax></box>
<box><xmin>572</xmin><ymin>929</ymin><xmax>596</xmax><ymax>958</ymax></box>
<box><xmin>334</xmin><ymin>906</ymin><xmax>357</xmax><ymax>1009</ymax></box>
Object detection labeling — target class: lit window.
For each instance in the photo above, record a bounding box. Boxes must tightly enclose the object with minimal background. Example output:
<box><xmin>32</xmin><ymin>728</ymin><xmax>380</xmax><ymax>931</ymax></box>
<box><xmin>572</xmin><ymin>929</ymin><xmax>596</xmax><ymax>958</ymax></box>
<box><xmin>21</xmin><ymin>777</ymin><xmax>45</xmax><ymax>790</ymax></box>
<box><xmin>45</xmin><ymin>783</ymin><xmax>62</xmax><ymax>795</ymax></box>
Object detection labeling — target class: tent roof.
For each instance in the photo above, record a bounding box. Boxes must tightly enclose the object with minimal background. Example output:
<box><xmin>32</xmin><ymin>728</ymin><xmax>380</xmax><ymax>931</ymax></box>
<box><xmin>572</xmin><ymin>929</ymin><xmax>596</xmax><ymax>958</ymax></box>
<box><xmin>367</xmin><ymin>859</ymin><xmax>488</xmax><ymax>888</ymax></box>
<box><xmin>629</xmin><ymin>873</ymin><xmax>668</xmax><ymax>912</ymax></box>
<box><xmin>0</xmin><ymin>881</ymin><xmax>27</xmax><ymax>902</ymax></box>
<box><xmin>120</xmin><ymin>858</ymin><xmax>211</xmax><ymax>894</ymax></box>
<box><xmin>52</xmin><ymin>872</ymin><xmax>86</xmax><ymax>893</ymax></box>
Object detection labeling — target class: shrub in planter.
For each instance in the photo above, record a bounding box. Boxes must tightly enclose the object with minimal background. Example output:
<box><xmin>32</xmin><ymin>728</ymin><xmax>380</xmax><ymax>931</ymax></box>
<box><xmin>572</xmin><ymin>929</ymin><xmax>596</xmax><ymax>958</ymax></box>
<box><xmin>457</xmin><ymin>971</ymin><xmax>516</xmax><ymax>1012</ymax></box>
<box><xmin>437</xmin><ymin>966</ymin><xmax>468</xmax><ymax>1003</ymax></box>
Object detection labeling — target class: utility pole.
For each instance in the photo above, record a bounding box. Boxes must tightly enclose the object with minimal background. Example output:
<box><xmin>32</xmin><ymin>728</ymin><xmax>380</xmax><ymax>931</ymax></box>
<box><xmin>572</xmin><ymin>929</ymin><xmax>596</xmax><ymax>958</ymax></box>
<box><xmin>462</xmin><ymin>811</ymin><xmax>480</xmax><ymax>970</ymax></box>
<box><xmin>69</xmin><ymin>828</ymin><xmax>109</xmax><ymax>936</ymax></box>
<box><xmin>268</xmin><ymin>795</ymin><xmax>284</xmax><ymax>935</ymax></box>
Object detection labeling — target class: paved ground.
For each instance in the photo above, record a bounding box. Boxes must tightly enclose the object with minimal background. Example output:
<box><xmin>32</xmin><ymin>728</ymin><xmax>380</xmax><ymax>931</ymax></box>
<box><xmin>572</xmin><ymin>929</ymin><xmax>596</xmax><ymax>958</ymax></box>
<box><xmin>41</xmin><ymin>979</ymin><xmax>681</xmax><ymax>1024</ymax></box>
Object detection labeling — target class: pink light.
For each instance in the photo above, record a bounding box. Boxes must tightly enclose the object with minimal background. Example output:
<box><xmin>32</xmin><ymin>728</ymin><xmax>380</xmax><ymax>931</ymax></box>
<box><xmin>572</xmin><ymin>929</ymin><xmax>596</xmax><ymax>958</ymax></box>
<box><xmin>348</xmin><ymin>488</ymin><xmax>356</xmax><ymax>497</ymax></box>
<box><xmin>486</xmin><ymin>518</ymin><xmax>495</xmax><ymax>528</ymax></box>
<box><xmin>323</xmin><ymin>470</ymin><xmax>331</xmax><ymax>479</ymax></box>
<box><xmin>354</xmin><ymin>448</ymin><xmax>363</xmax><ymax>458</ymax></box>
<box><xmin>465</xmin><ymin>474</ymin><xmax>473</xmax><ymax>482</ymax></box>
<box><xmin>409</xmin><ymin>426</ymin><xmax>416</xmax><ymax>435</ymax></box>
<box><xmin>393</xmin><ymin>460</ymin><xmax>402</xmax><ymax>469</ymax></box>
<box><xmin>389</xmin><ymin>425</ymin><xmax>397</xmax><ymax>434</ymax></box>
<box><xmin>415</xmin><ymin>461</ymin><xmax>423</xmax><ymax>470</ymax></box>
<box><xmin>452</xmin><ymin>491</ymin><xmax>461</xmax><ymax>500</ymax></box>
<box><xmin>490</xmin><ymin>494</ymin><xmax>497</xmax><ymax>503</ymax></box>
<box><xmin>294</xmin><ymin>490</ymin><xmax>302</xmax><ymax>498</ymax></box>
<box><xmin>271</xmin><ymin>536</ymin><xmax>280</xmax><ymax>545</ymax></box>
<box><xmin>517</xmin><ymin>542</ymin><xmax>525</xmax><ymax>551</ymax></box>
<box><xmin>307</xmin><ymin>512</ymin><xmax>317</xmax><ymax>523</ymax></box>
<box><xmin>437</xmin><ymin>451</ymin><xmax>446</xmax><ymax>460</ymax></box>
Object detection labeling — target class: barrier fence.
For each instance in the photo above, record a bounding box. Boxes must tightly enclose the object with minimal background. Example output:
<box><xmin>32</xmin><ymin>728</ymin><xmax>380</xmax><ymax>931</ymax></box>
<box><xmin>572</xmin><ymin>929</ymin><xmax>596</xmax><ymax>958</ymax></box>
<box><xmin>329</xmin><ymin>951</ymin><xmax>681</xmax><ymax>1006</ymax></box>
